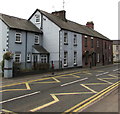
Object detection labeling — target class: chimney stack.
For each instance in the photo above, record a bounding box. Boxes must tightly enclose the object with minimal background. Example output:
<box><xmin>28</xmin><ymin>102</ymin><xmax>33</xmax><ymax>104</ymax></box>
<box><xmin>52</xmin><ymin>10</ymin><xmax>66</xmax><ymax>21</ymax></box>
<box><xmin>86</xmin><ymin>21</ymin><xmax>94</xmax><ymax>29</ymax></box>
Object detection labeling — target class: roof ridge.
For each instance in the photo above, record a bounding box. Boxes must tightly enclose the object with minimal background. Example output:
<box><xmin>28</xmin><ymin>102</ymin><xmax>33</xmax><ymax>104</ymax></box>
<box><xmin>0</xmin><ymin>13</ymin><xmax>27</xmax><ymax>21</ymax></box>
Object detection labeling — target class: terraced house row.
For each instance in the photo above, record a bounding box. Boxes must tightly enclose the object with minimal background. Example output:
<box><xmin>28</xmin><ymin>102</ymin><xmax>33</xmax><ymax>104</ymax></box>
<box><xmin>0</xmin><ymin>9</ymin><xmax>113</xmax><ymax>70</ymax></box>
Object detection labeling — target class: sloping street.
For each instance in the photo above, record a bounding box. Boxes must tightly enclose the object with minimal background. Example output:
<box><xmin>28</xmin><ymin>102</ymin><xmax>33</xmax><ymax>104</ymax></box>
<box><xmin>1</xmin><ymin>64</ymin><xmax>119</xmax><ymax>113</ymax></box>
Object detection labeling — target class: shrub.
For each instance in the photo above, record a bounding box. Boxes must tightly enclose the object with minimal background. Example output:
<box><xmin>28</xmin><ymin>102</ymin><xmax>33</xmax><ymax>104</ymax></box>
<box><xmin>3</xmin><ymin>51</ymin><xmax>13</xmax><ymax>60</ymax></box>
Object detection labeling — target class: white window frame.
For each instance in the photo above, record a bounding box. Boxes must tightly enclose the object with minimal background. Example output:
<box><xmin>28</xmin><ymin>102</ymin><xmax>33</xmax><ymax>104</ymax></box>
<box><xmin>64</xmin><ymin>32</ymin><xmax>68</xmax><ymax>44</ymax></box>
<box><xmin>27</xmin><ymin>53</ymin><xmax>31</xmax><ymax>62</ymax></box>
<box><xmin>15</xmin><ymin>33</ymin><xmax>22</xmax><ymax>43</ymax></box>
<box><xmin>34</xmin><ymin>35</ymin><xmax>39</xmax><ymax>44</ymax></box>
<box><xmin>40</xmin><ymin>54</ymin><xmax>47</xmax><ymax>63</ymax></box>
<box><xmin>73</xmin><ymin>35</ymin><xmax>77</xmax><ymax>45</ymax></box>
<box><xmin>64</xmin><ymin>51</ymin><xmax>68</xmax><ymax>66</ymax></box>
<box><xmin>97</xmin><ymin>53</ymin><xmax>100</xmax><ymax>62</ymax></box>
<box><xmin>35</xmin><ymin>15</ymin><xmax>40</xmax><ymax>23</ymax></box>
<box><xmin>74</xmin><ymin>51</ymin><xmax>77</xmax><ymax>65</ymax></box>
<box><xmin>14</xmin><ymin>53</ymin><xmax>21</xmax><ymax>63</ymax></box>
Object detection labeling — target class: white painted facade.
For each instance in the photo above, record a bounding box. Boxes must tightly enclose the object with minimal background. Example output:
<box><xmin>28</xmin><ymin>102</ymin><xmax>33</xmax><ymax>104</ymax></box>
<box><xmin>29</xmin><ymin>10</ymin><xmax>82</xmax><ymax>69</ymax></box>
<box><xmin>0</xmin><ymin>19</ymin><xmax>9</xmax><ymax>62</ymax></box>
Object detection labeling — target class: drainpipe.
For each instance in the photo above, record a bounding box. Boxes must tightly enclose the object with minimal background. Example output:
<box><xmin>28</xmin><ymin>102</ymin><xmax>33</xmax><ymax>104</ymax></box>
<box><xmin>25</xmin><ymin>31</ymin><xmax>28</xmax><ymax>69</ymax></box>
<box><xmin>59</xmin><ymin>29</ymin><xmax>62</xmax><ymax>69</ymax></box>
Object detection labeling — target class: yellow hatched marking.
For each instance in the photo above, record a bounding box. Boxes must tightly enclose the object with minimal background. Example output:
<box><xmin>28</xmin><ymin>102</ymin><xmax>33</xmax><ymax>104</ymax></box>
<box><xmin>97</xmin><ymin>78</ymin><xmax>113</xmax><ymax>84</ymax></box>
<box><xmin>36</xmin><ymin>81</ymin><xmax>57</xmax><ymax>84</ymax></box>
<box><xmin>64</xmin><ymin>81</ymin><xmax>120</xmax><ymax>113</ymax></box>
<box><xmin>0</xmin><ymin>89</ymin><xmax>29</xmax><ymax>92</ymax></box>
<box><xmin>30</xmin><ymin>92</ymin><xmax>94</xmax><ymax>112</ymax></box>
<box><xmin>0</xmin><ymin>83</ymin><xmax>31</xmax><ymax>92</ymax></box>
<box><xmin>2</xmin><ymin>109</ymin><xmax>16</xmax><ymax>113</ymax></box>
<box><xmin>73</xmin><ymin>82</ymin><xmax>119</xmax><ymax>112</ymax></box>
<box><xmin>96</xmin><ymin>70</ymin><xmax>104</xmax><ymax>72</ymax></box>
<box><xmin>53</xmin><ymin>92</ymin><xmax>94</xmax><ymax>95</ymax></box>
<box><xmin>80</xmin><ymin>84</ymin><xmax>97</xmax><ymax>93</ymax></box>
<box><xmin>1</xmin><ymin>71</ymin><xmax>82</xmax><ymax>88</ymax></box>
<box><xmin>107</xmin><ymin>74</ymin><xmax>118</xmax><ymax>78</ymax></box>
<box><xmin>72</xmin><ymin>75</ymin><xmax>80</xmax><ymax>78</ymax></box>
<box><xmin>25</xmin><ymin>83</ymin><xmax>31</xmax><ymax>90</ymax></box>
<box><xmin>84</xmin><ymin>83</ymin><xmax>108</xmax><ymax>85</ymax></box>
<box><xmin>101</xmin><ymin>77</ymin><xmax>118</xmax><ymax>79</ymax></box>
<box><xmin>52</xmin><ymin>77</ymin><xmax>60</xmax><ymax>82</ymax></box>
<box><xmin>30</xmin><ymin>94</ymin><xmax>59</xmax><ymax>112</ymax></box>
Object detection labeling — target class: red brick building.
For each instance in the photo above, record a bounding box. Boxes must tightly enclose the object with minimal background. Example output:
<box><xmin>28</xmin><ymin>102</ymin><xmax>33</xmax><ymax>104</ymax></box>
<box><xmin>82</xmin><ymin>21</ymin><xmax>113</xmax><ymax>67</ymax></box>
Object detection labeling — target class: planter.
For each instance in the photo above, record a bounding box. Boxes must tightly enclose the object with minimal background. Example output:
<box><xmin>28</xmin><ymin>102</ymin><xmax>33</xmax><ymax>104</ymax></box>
<box><xmin>4</xmin><ymin>59</ymin><xmax>13</xmax><ymax>78</ymax></box>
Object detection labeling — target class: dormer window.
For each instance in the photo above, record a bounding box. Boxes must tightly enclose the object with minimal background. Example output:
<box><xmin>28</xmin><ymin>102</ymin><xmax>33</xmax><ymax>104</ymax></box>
<box><xmin>34</xmin><ymin>35</ymin><xmax>39</xmax><ymax>44</ymax></box>
<box><xmin>35</xmin><ymin>15</ymin><xmax>40</xmax><ymax>23</ymax></box>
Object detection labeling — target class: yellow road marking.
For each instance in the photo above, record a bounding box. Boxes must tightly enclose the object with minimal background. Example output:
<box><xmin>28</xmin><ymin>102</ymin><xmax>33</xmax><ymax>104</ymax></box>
<box><xmin>1</xmin><ymin>109</ymin><xmax>16</xmax><ymax>113</ymax></box>
<box><xmin>107</xmin><ymin>74</ymin><xmax>118</xmax><ymax>78</ymax></box>
<box><xmin>30</xmin><ymin>94</ymin><xmax>59</xmax><ymax>112</ymax></box>
<box><xmin>30</xmin><ymin>92</ymin><xmax>94</xmax><ymax>112</ymax></box>
<box><xmin>84</xmin><ymin>83</ymin><xmax>108</xmax><ymax>85</ymax></box>
<box><xmin>1</xmin><ymin>71</ymin><xmax>81</xmax><ymax>88</ymax></box>
<box><xmin>73</xmin><ymin>82</ymin><xmax>119</xmax><ymax>112</ymax></box>
<box><xmin>25</xmin><ymin>83</ymin><xmax>31</xmax><ymax>90</ymax></box>
<box><xmin>96</xmin><ymin>70</ymin><xmax>104</xmax><ymax>72</ymax></box>
<box><xmin>53</xmin><ymin>92</ymin><xmax>94</xmax><ymax>95</ymax></box>
<box><xmin>52</xmin><ymin>77</ymin><xmax>60</xmax><ymax>82</ymax></box>
<box><xmin>0</xmin><ymin>89</ymin><xmax>29</xmax><ymax>92</ymax></box>
<box><xmin>36</xmin><ymin>81</ymin><xmax>57</xmax><ymax>83</ymax></box>
<box><xmin>72</xmin><ymin>75</ymin><xmax>80</xmax><ymax>78</ymax></box>
<box><xmin>64</xmin><ymin>81</ymin><xmax>119</xmax><ymax>112</ymax></box>
<box><xmin>97</xmin><ymin>78</ymin><xmax>113</xmax><ymax>84</ymax></box>
<box><xmin>101</xmin><ymin>77</ymin><xmax>118</xmax><ymax>79</ymax></box>
<box><xmin>0</xmin><ymin>83</ymin><xmax>31</xmax><ymax>92</ymax></box>
<box><xmin>80</xmin><ymin>84</ymin><xmax>97</xmax><ymax>93</ymax></box>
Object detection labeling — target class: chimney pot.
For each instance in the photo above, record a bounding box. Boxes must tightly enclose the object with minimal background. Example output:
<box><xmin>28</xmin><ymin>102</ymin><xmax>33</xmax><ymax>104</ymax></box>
<box><xmin>86</xmin><ymin>21</ymin><xmax>94</xmax><ymax>29</ymax></box>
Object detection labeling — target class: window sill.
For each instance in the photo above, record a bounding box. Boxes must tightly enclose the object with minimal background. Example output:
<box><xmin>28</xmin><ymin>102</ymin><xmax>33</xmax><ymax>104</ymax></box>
<box><xmin>64</xmin><ymin>64</ymin><xmax>68</xmax><ymax>67</ymax></box>
<box><xmin>74</xmin><ymin>44</ymin><xmax>77</xmax><ymax>46</ymax></box>
<box><xmin>27</xmin><ymin>61</ymin><xmax>31</xmax><ymax>63</ymax></box>
<box><xmin>64</xmin><ymin>43</ymin><xmax>68</xmax><ymax>45</ymax></box>
<box><xmin>15</xmin><ymin>42</ymin><xmax>22</xmax><ymax>44</ymax></box>
<box><xmin>35</xmin><ymin>22</ymin><xmax>40</xmax><ymax>24</ymax></box>
<box><xmin>74</xmin><ymin>64</ymin><xmax>77</xmax><ymax>66</ymax></box>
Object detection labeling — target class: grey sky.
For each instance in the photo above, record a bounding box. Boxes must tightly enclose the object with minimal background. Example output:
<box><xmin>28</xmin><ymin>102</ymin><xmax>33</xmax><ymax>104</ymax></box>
<box><xmin>0</xmin><ymin>0</ymin><xmax>118</xmax><ymax>40</ymax></box>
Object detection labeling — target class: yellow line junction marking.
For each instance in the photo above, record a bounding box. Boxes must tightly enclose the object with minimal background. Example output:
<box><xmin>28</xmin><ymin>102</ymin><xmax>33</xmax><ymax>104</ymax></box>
<box><xmin>1</xmin><ymin>69</ymin><xmax>119</xmax><ymax>112</ymax></box>
<box><xmin>64</xmin><ymin>81</ymin><xmax>120</xmax><ymax>113</ymax></box>
<box><xmin>30</xmin><ymin>92</ymin><xmax>94</xmax><ymax>112</ymax></box>
<box><xmin>1</xmin><ymin>109</ymin><xmax>17</xmax><ymax>114</ymax></box>
<box><xmin>0</xmin><ymin>83</ymin><xmax>31</xmax><ymax>92</ymax></box>
<box><xmin>29</xmin><ymin>71</ymin><xmax>119</xmax><ymax>112</ymax></box>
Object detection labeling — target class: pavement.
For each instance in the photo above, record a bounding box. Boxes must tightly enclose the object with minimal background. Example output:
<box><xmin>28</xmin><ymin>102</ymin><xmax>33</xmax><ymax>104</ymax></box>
<box><xmin>0</xmin><ymin>63</ymin><xmax>120</xmax><ymax>113</ymax></box>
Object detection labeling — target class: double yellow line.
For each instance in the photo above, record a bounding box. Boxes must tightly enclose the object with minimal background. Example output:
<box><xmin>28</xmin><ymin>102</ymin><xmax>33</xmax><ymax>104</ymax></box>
<box><xmin>65</xmin><ymin>81</ymin><xmax>119</xmax><ymax>112</ymax></box>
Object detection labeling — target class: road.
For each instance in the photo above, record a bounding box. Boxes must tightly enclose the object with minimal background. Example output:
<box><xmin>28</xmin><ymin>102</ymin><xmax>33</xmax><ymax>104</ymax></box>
<box><xmin>1</xmin><ymin>65</ymin><xmax>120</xmax><ymax>113</ymax></box>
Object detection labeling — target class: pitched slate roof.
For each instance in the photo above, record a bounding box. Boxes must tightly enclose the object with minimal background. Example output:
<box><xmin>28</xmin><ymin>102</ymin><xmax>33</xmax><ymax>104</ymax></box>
<box><xmin>30</xmin><ymin>9</ymin><xmax>110</xmax><ymax>40</ymax></box>
<box><xmin>0</xmin><ymin>13</ymin><xmax>42</xmax><ymax>33</ymax></box>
